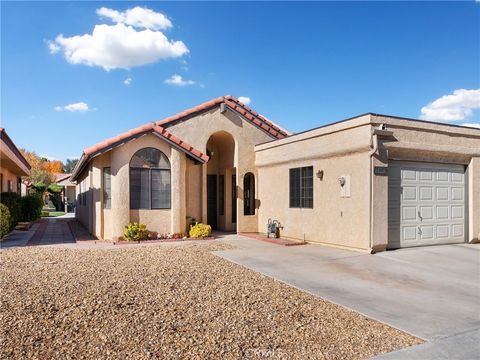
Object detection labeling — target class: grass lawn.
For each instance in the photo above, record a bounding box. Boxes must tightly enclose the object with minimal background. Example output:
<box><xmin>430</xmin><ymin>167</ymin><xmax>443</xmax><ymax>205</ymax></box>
<box><xmin>0</xmin><ymin>243</ymin><xmax>422</xmax><ymax>359</ymax></box>
<box><xmin>41</xmin><ymin>211</ymin><xmax>65</xmax><ymax>218</ymax></box>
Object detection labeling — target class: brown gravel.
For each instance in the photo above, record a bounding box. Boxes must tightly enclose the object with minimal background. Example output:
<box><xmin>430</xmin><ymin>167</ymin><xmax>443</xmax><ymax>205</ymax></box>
<box><xmin>0</xmin><ymin>243</ymin><xmax>422</xmax><ymax>359</ymax></box>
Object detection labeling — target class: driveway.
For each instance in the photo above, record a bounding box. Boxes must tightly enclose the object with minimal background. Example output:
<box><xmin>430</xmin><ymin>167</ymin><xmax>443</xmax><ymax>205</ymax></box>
<box><xmin>215</xmin><ymin>237</ymin><xmax>480</xmax><ymax>359</ymax></box>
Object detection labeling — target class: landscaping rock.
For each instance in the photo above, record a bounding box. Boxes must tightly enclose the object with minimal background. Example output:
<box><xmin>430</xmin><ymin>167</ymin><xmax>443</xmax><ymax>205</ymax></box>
<box><xmin>0</xmin><ymin>243</ymin><xmax>422</xmax><ymax>359</ymax></box>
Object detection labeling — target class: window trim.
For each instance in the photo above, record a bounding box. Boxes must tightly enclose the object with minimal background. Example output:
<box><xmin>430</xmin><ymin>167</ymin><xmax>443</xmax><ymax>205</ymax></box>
<box><xmin>289</xmin><ymin>166</ymin><xmax>314</xmax><ymax>209</ymax></box>
<box><xmin>129</xmin><ymin>148</ymin><xmax>171</xmax><ymax>210</ymax></box>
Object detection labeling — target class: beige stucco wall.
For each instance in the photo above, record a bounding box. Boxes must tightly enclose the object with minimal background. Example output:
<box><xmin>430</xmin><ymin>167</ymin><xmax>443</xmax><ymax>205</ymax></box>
<box><xmin>256</xmin><ymin>114</ymin><xmax>480</xmax><ymax>251</ymax></box>
<box><xmin>0</xmin><ymin>166</ymin><xmax>21</xmax><ymax>193</ymax></box>
<box><xmin>256</xmin><ymin>123</ymin><xmax>373</xmax><ymax>249</ymax></box>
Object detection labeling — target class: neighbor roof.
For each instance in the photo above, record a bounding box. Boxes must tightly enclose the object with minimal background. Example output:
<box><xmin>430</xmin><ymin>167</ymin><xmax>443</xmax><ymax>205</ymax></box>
<box><xmin>71</xmin><ymin>123</ymin><xmax>209</xmax><ymax>181</ymax></box>
<box><xmin>71</xmin><ymin>96</ymin><xmax>288</xmax><ymax>182</ymax></box>
<box><xmin>0</xmin><ymin>127</ymin><xmax>31</xmax><ymax>175</ymax></box>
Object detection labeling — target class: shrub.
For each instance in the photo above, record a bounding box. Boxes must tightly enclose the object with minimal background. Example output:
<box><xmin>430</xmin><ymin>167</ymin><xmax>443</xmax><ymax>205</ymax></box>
<box><xmin>0</xmin><ymin>203</ymin><xmax>11</xmax><ymax>238</ymax></box>
<box><xmin>123</xmin><ymin>222</ymin><xmax>149</xmax><ymax>241</ymax></box>
<box><xmin>0</xmin><ymin>192</ymin><xmax>21</xmax><ymax>231</ymax></box>
<box><xmin>20</xmin><ymin>194</ymin><xmax>43</xmax><ymax>221</ymax></box>
<box><xmin>189</xmin><ymin>223</ymin><xmax>212</xmax><ymax>238</ymax></box>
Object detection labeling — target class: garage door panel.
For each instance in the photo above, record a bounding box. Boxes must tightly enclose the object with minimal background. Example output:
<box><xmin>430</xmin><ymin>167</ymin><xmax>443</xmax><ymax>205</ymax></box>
<box><xmin>388</xmin><ymin>161</ymin><xmax>465</xmax><ymax>249</ymax></box>
<box><xmin>402</xmin><ymin>169</ymin><xmax>417</xmax><ymax>181</ymax></box>
<box><xmin>436</xmin><ymin>225</ymin><xmax>449</xmax><ymax>238</ymax></box>
<box><xmin>451</xmin><ymin>188</ymin><xmax>464</xmax><ymax>201</ymax></box>
<box><xmin>419</xmin><ymin>187</ymin><xmax>433</xmax><ymax>201</ymax></box>
<box><xmin>419</xmin><ymin>206</ymin><xmax>433</xmax><ymax>220</ymax></box>
<box><xmin>436</xmin><ymin>187</ymin><xmax>449</xmax><ymax>201</ymax></box>
<box><xmin>402</xmin><ymin>187</ymin><xmax>417</xmax><ymax>201</ymax></box>
<box><xmin>436</xmin><ymin>206</ymin><xmax>449</xmax><ymax>220</ymax></box>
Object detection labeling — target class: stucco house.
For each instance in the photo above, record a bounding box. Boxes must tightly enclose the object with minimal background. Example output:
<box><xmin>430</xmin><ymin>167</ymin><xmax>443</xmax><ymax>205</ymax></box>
<box><xmin>0</xmin><ymin>128</ymin><xmax>30</xmax><ymax>194</ymax></box>
<box><xmin>55</xmin><ymin>173</ymin><xmax>77</xmax><ymax>212</ymax></box>
<box><xmin>71</xmin><ymin>96</ymin><xmax>480</xmax><ymax>252</ymax></box>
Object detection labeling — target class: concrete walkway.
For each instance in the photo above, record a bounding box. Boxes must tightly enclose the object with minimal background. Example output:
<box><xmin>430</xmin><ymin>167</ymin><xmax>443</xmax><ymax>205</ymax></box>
<box><xmin>215</xmin><ymin>236</ymin><xmax>480</xmax><ymax>359</ymax></box>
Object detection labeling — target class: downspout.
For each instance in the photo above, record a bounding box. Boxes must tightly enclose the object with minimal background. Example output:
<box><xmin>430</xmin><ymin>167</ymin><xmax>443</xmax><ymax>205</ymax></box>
<box><xmin>368</xmin><ymin>129</ymin><xmax>379</xmax><ymax>253</ymax></box>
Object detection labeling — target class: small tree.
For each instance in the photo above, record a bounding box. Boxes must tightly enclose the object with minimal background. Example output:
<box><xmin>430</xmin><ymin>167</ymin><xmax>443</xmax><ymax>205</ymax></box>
<box><xmin>63</xmin><ymin>158</ymin><xmax>79</xmax><ymax>173</ymax></box>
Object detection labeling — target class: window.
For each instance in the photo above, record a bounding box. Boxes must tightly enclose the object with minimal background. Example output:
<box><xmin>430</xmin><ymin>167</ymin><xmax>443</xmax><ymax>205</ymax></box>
<box><xmin>219</xmin><ymin>175</ymin><xmax>225</xmax><ymax>216</ymax></box>
<box><xmin>130</xmin><ymin>148</ymin><xmax>171</xmax><ymax>209</ymax></box>
<box><xmin>103</xmin><ymin>167</ymin><xmax>111</xmax><ymax>209</ymax></box>
<box><xmin>243</xmin><ymin>172</ymin><xmax>255</xmax><ymax>215</ymax></box>
<box><xmin>289</xmin><ymin>166</ymin><xmax>313</xmax><ymax>208</ymax></box>
<box><xmin>17</xmin><ymin>177</ymin><xmax>22</xmax><ymax>195</ymax></box>
<box><xmin>7</xmin><ymin>180</ymin><xmax>13</xmax><ymax>192</ymax></box>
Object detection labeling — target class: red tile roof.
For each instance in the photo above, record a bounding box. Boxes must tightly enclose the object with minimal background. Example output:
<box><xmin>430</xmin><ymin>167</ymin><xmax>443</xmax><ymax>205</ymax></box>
<box><xmin>54</xmin><ymin>173</ymin><xmax>72</xmax><ymax>183</ymax></box>
<box><xmin>0</xmin><ymin>127</ymin><xmax>31</xmax><ymax>174</ymax></box>
<box><xmin>71</xmin><ymin>96</ymin><xmax>288</xmax><ymax>181</ymax></box>
<box><xmin>71</xmin><ymin>123</ymin><xmax>209</xmax><ymax>181</ymax></box>
<box><xmin>157</xmin><ymin>95</ymin><xmax>289</xmax><ymax>139</ymax></box>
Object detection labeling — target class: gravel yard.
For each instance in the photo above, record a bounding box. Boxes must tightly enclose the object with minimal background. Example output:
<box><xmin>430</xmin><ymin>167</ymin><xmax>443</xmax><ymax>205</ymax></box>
<box><xmin>1</xmin><ymin>243</ymin><xmax>422</xmax><ymax>359</ymax></box>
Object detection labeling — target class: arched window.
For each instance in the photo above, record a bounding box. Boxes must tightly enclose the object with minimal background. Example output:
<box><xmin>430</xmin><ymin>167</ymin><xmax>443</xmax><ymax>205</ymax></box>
<box><xmin>243</xmin><ymin>172</ymin><xmax>255</xmax><ymax>215</ymax></box>
<box><xmin>130</xmin><ymin>148</ymin><xmax>171</xmax><ymax>209</ymax></box>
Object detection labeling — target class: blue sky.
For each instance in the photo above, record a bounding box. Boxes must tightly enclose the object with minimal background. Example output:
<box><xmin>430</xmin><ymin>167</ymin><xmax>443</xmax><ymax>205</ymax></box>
<box><xmin>1</xmin><ymin>1</ymin><xmax>479</xmax><ymax>161</ymax></box>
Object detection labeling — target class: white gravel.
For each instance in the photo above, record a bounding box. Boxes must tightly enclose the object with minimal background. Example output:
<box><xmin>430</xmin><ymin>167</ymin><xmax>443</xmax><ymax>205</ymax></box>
<box><xmin>0</xmin><ymin>243</ymin><xmax>422</xmax><ymax>359</ymax></box>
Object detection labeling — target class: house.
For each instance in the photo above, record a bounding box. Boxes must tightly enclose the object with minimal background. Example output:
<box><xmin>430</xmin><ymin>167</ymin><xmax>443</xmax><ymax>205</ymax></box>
<box><xmin>55</xmin><ymin>173</ymin><xmax>77</xmax><ymax>212</ymax></box>
<box><xmin>70</xmin><ymin>96</ymin><xmax>480</xmax><ymax>251</ymax></box>
<box><xmin>0</xmin><ymin>128</ymin><xmax>30</xmax><ymax>194</ymax></box>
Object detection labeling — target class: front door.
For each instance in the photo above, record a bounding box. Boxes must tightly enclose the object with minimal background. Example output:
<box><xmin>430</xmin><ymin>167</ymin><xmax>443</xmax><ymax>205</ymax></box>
<box><xmin>207</xmin><ymin>175</ymin><xmax>217</xmax><ymax>229</ymax></box>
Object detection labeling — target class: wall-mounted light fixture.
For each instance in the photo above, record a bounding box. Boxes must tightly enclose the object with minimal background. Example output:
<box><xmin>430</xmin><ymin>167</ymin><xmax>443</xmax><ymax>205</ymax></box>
<box><xmin>316</xmin><ymin>170</ymin><xmax>324</xmax><ymax>180</ymax></box>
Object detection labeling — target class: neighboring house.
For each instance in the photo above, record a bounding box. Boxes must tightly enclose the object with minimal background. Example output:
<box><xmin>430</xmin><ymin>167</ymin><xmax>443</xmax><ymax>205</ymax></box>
<box><xmin>0</xmin><ymin>128</ymin><xmax>30</xmax><ymax>194</ymax></box>
<box><xmin>71</xmin><ymin>96</ymin><xmax>480</xmax><ymax>252</ymax></box>
<box><xmin>55</xmin><ymin>173</ymin><xmax>76</xmax><ymax>212</ymax></box>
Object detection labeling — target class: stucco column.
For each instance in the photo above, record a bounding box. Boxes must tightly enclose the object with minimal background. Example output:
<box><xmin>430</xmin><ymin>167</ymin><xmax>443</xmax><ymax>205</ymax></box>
<box><xmin>370</xmin><ymin>142</ymin><xmax>389</xmax><ymax>252</ymax></box>
<box><xmin>110</xmin><ymin>150</ymin><xmax>130</xmax><ymax>240</ymax></box>
<box><xmin>171</xmin><ymin>150</ymin><xmax>186</xmax><ymax>233</ymax></box>
<box><xmin>201</xmin><ymin>163</ymin><xmax>208</xmax><ymax>224</ymax></box>
<box><xmin>468</xmin><ymin>157</ymin><xmax>480</xmax><ymax>243</ymax></box>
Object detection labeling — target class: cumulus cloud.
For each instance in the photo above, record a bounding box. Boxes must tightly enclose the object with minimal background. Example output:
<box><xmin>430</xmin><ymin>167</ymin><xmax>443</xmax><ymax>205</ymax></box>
<box><xmin>420</xmin><ymin>89</ymin><xmax>480</xmax><ymax>122</ymax></box>
<box><xmin>124</xmin><ymin>77</ymin><xmax>132</xmax><ymax>85</ymax></box>
<box><xmin>460</xmin><ymin>123</ymin><xmax>480</xmax><ymax>129</ymax></box>
<box><xmin>96</xmin><ymin>6</ymin><xmax>172</xmax><ymax>30</ymax></box>
<box><xmin>48</xmin><ymin>7</ymin><xmax>188</xmax><ymax>71</ymax></box>
<box><xmin>238</xmin><ymin>96</ymin><xmax>251</xmax><ymax>105</ymax></box>
<box><xmin>164</xmin><ymin>74</ymin><xmax>195</xmax><ymax>86</ymax></box>
<box><xmin>55</xmin><ymin>102</ymin><xmax>92</xmax><ymax>113</ymax></box>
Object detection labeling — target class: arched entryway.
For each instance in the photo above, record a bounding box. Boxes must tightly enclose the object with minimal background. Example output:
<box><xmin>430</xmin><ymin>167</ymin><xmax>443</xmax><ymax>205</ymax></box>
<box><xmin>206</xmin><ymin>131</ymin><xmax>236</xmax><ymax>231</ymax></box>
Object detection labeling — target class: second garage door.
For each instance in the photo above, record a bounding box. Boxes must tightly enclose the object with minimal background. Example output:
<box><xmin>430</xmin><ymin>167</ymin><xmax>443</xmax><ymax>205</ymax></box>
<box><xmin>388</xmin><ymin>161</ymin><xmax>466</xmax><ymax>249</ymax></box>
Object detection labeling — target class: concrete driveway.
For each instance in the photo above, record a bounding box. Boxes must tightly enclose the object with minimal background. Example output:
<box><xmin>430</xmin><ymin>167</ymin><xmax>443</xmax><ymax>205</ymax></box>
<box><xmin>215</xmin><ymin>236</ymin><xmax>480</xmax><ymax>359</ymax></box>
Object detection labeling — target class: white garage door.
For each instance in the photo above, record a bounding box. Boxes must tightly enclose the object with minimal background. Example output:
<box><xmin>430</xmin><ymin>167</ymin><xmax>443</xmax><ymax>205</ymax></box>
<box><xmin>388</xmin><ymin>161</ymin><xmax>466</xmax><ymax>249</ymax></box>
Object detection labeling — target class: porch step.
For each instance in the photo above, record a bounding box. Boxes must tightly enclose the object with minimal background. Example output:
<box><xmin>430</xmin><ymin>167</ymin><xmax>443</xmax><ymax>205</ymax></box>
<box><xmin>239</xmin><ymin>233</ymin><xmax>307</xmax><ymax>246</ymax></box>
<box><xmin>15</xmin><ymin>222</ymin><xmax>33</xmax><ymax>231</ymax></box>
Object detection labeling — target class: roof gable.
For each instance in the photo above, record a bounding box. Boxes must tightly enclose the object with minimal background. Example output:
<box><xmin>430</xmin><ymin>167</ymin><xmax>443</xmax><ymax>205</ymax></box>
<box><xmin>157</xmin><ymin>96</ymin><xmax>289</xmax><ymax>139</ymax></box>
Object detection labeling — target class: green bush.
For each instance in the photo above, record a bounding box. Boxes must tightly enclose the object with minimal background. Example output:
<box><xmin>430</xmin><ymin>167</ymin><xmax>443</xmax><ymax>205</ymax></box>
<box><xmin>189</xmin><ymin>223</ymin><xmax>212</xmax><ymax>238</ymax></box>
<box><xmin>123</xmin><ymin>222</ymin><xmax>149</xmax><ymax>241</ymax></box>
<box><xmin>0</xmin><ymin>192</ymin><xmax>21</xmax><ymax>231</ymax></box>
<box><xmin>20</xmin><ymin>194</ymin><xmax>43</xmax><ymax>221</ymax></box>
<box><xmin>0</xmin><ymin>203</ymin><xmax>11</xmax><ymax>238</ymax></box>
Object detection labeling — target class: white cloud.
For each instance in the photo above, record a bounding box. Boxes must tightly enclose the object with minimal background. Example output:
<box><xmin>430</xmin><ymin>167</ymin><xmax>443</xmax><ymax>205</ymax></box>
<box><xmin>460</xmin><ymin>123</ymin><xmax>480</xmax><ymax>129</ymax></box>
<box><xmin>238</xmin><ymin>96</ymin><xmax>251</xmax><ymax>105</ymax></box>
<box><xmin>96</xmin><ymin>6</ymin><xmax>172</xmax><ymax>30</ymax></box>
<box><xmin>55</xmin><ymin>102</ymin><xmax>92</xmax><ymax>113</ymax></box>
<box><xmin>164</xmin><ymin>74</ymin><xmax>195</xmax><ymax>86</ymax></box>
<box><xmin>124</xmin><ymin>77</ymin><xmax>132</xmax><ymax>85</ymax></box>
<box><xmin>420</xmin><ymin>89</ymin><xmax>480</xmax><ymax>122</ymax></box>
<box><xmin>48</xmin><ymin>7</ymin><xmax>188</xmax><ymax>71</ymax></box>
